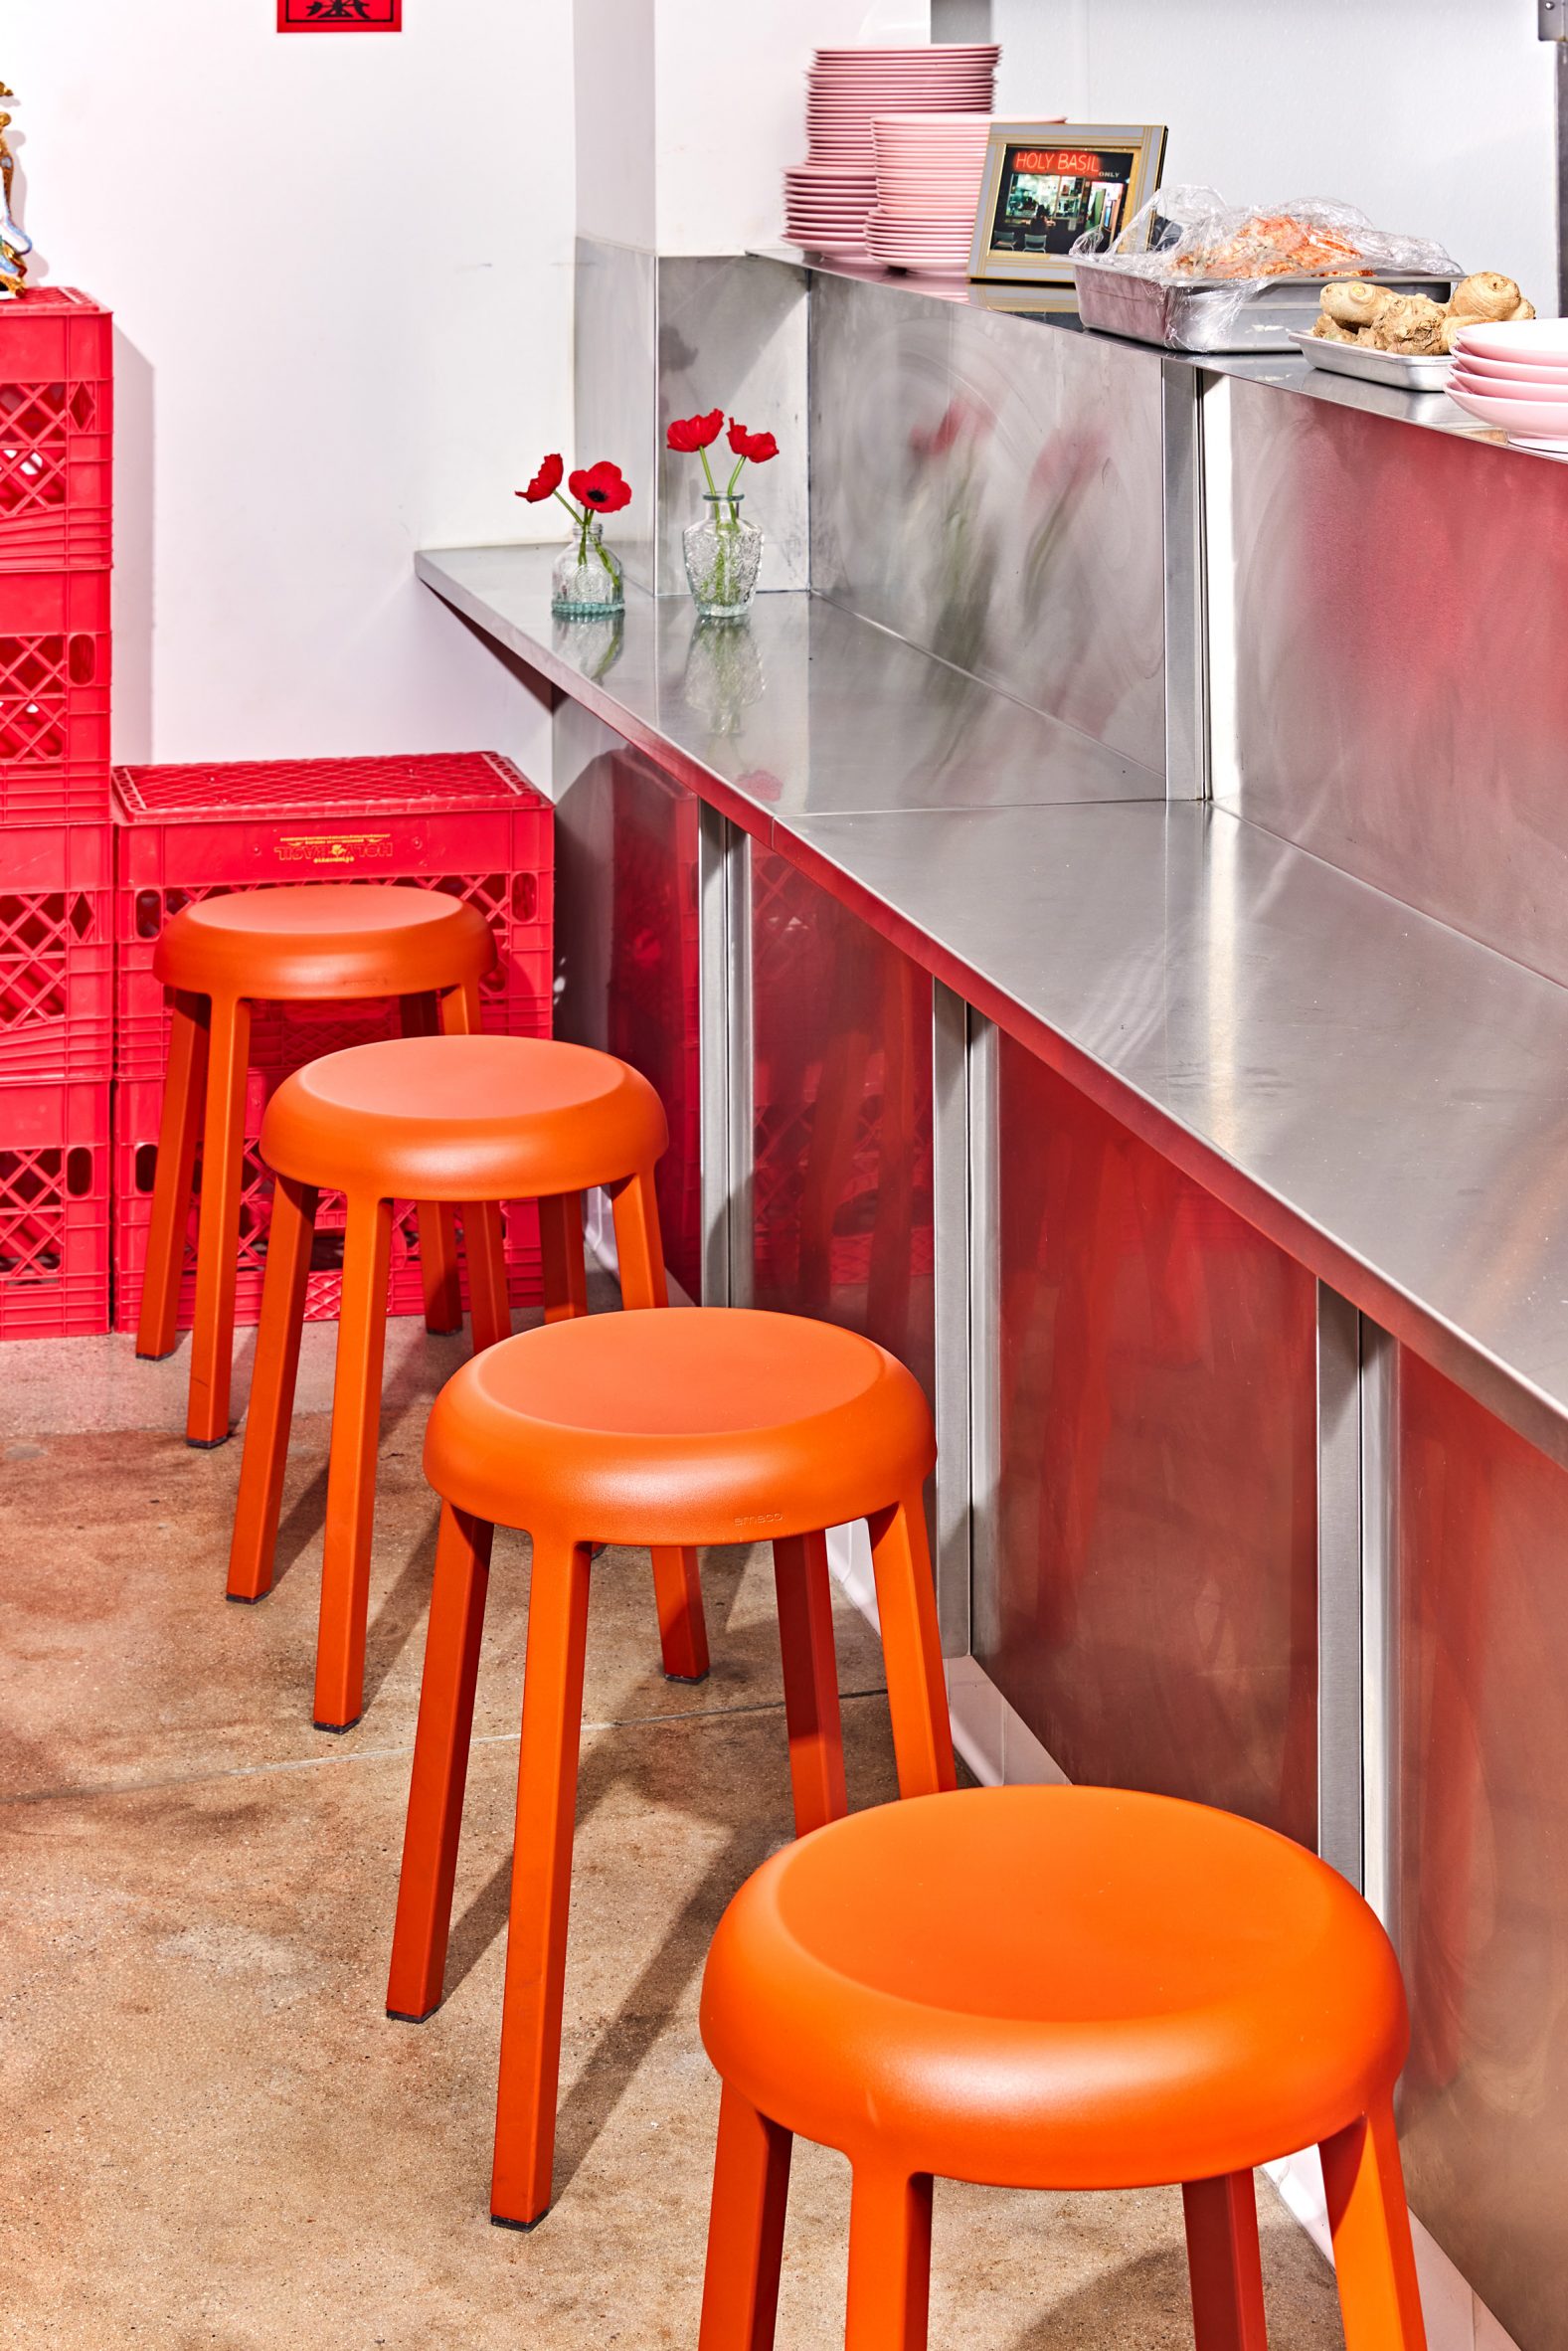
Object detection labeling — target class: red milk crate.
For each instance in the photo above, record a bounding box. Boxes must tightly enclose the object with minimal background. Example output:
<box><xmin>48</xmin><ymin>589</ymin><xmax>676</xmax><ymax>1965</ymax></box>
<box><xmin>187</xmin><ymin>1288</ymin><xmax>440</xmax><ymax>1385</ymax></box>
<box><xmin>112</xmin><ymin>752</ymin><xmax>553</xmax><ymax>1080</ymax></box>
<box><xmin>0</xmin><ymin>569</ymin><xmax>112</xmax><ymax>825</ymax></box>
<box><xmin>110</xmin><ymin>753</ymin><xmax>554</xmax><ymax>1332</ymax></box>
<box><xmin>0</xmin><ymin>1077</ymin><xmax>110</xmax><ymax>1339</ymax></box>
<box><xmin>0</xmin><ymin>821</ymin><xmax>113</xmax><ymax>1081</ymax></box>
<box><xmin>111</xmin><ymin>1073</ymin><xmax>544</xmax><ymax>1336</ymax></box>
<box><xmin>0</xmin><ymin>289</ymin><xmax>113</xmax><ymax>575</ymax></box>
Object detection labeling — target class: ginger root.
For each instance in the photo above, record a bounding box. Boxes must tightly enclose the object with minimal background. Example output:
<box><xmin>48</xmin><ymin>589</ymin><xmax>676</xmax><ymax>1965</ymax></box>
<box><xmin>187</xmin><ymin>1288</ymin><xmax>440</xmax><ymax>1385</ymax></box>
<box><xmin>1320</xmin><ymin>278</ymin><xmax>1392</xmax><ymax>329</ymax></box>
<box><xmin>1311</xmin><ymin>269</ymin><xmax>1534</xmax><ymax>358</ymax></box>
<box><xmin>1448</xmin><ymin>271</ymin><xmax>1533</xmax><ymax>324</ymax></box>
<box><xmin>1365</xmin><ymin>293</ymin><xmax>1447</xmax><ymax>354</ymax></box>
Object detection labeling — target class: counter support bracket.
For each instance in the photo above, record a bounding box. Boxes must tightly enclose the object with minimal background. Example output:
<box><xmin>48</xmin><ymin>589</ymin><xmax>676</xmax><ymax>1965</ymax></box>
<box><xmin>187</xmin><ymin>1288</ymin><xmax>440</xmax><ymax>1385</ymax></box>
<box><xmin>1316</xmin><ymin>1281</ymin><xmax>1364</xmax><ymax>1888</ymax></box>
<box><xmin>1160</xmin><ymin>358</ymin><xmax>1211</xmax><ymax>803</ymax></box>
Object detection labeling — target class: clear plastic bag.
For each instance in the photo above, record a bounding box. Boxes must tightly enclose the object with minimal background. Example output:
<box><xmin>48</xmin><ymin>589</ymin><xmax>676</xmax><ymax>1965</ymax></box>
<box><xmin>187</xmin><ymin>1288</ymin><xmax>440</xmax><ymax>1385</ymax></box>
<box><xmin>1070</xmin><ymin>185</ymin><xmax>1460</xmax><ymax>348</ymax></box>
<box><xmin>1074</xmin><ymin>185</ymin><xmax>1459</xmax><ymax>282</ymax></box>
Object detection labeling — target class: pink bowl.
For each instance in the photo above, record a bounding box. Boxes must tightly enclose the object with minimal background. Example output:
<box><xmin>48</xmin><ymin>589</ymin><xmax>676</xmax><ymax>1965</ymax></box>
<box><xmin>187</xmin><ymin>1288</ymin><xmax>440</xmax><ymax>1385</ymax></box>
<box><xmin>1452</xmin><ymin>318</ymin><xmax>1568</xmax><ymax>362</ymax></box>
<box><xmin>1450</xmin><ymin>366</ymin><xmax>1568</xmax><ymax>406</ymax></box>
<box><xmin>1451</xmin><ymin>347</ymin><xmax>1568</xmax><ymax>383</ymax></box>
<box><xmin>1447</xmin><ymin>382</ymin><xmax>1568</xmax><ymax>439</ymax></box>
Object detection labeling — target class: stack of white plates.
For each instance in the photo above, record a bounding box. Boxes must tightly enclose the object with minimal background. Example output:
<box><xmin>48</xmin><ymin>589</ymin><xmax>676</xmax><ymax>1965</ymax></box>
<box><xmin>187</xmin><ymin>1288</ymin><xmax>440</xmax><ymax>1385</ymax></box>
<box><xmin>1447</xmin><ymin>319</ymin><xmax>1568</xmax><ymax>455</ymax></box>
<box><xmin>866</xmin><ymin>112</ymin><xmax>994</xmax><ymax>274</ymax></box>
<box><xmin>784</xmin><ymin>42</ymin><xmax>998</xmax><ymax>256</ymax></box>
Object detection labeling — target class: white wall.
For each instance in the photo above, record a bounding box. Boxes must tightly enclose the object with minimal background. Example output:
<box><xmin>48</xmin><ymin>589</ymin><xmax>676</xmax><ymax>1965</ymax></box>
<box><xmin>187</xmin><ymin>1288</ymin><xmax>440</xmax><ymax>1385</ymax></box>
<box><xmin>6</xmin><ymin>2</ymin><xmax>576</xmax><ymax>773</ymax></box>
<box><xmin>994</xmin><ymin>0</ymin><xmax>1558</xmax><ymax>312</ymax></box>
<box><xmin>576</xmin><ymin>0</ymin><xmax>934</xmax><ymax>259</ymax></box>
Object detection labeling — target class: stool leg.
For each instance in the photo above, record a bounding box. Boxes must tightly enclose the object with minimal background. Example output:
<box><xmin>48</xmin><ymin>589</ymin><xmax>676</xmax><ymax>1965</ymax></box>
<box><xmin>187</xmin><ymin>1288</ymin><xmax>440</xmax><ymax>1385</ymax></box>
<box><xmin>698</xmin><ymin>2082</ymin><xmax>793</xmax><ymax>2351</ymax></box>
<box><xmin>611</xmin><ymin>1167</ymin><xmax>711</xmax><ymax>1685</ymax></box>
<box><xmin>186</xmin><ymin>993</ymin><xmax>252</xmax><ymax>1447</ymax></box>
<box><xmin>1182</xmin><ymin>2173</ymin><xmax>1269</xmax><ymax>2351</ymax></box>
<box><xmin>136</xmin><ymin>990</ymin><xmax>209</xmax><ymax>1360</ymax></box>
<box><xmin>227</xmin><ymin>1176</ymin><xmax>319</xmax><ymax>1602</ymax></box>
<box><xmin>401</xmin><ymin>993</ymin><xmax>464</xmax><ymax>1336</ymax></box>
<box><xmin>845</xmin><ymin>2165</ymin><xmax>934</xmax><ymax>2351</ymax></box>
<box><xmin>387</xmin><ymin>1502</ymin><xmax>496</xmax><ymax>2021</ymax></box>
<box><xmin>539</xmin><ymin>1191</ymin><xmax>588</xmax><ymax>1323</ymax></box>
<box><xmin>1319</xmin><ymin>2099</ymin><xmax>1428</xmax><ymax>2351</ymax></box>
<box><xmin>491</xmin><ymin>1533</ymin><xmax>593</xmax><ymax>2229</ymax></box>
<box><xmin>772</xmin><ymin>1530</ymin><xmax>848</xmax><ymax>1835</ymax></box>
<box><xmin>867</xmin><ymin>1490</ymin><xmax>957</xmax><ymax>1800</ymax></box>
<box><xmin>463</xmin><ymin>1201</ymin><xmax>514</xmax><ymax>1355</ymax></box>
<box><xmin>312</xmin><ymin>1193</ymin><xmax>393</xmax><ymax>1731</ymax></box>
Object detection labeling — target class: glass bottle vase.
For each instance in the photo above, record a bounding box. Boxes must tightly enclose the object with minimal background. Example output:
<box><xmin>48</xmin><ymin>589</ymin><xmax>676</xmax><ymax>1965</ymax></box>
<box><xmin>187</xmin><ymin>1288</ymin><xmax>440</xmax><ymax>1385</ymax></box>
<box><xmin>551</xmin><ymin>519</ymin><xmax>624</xmax><ymax>617</ymax></box>
<box><xmin>682</xmin><ymin>493</ymin><xmax>764</xmax><ymax>620</ymax></box>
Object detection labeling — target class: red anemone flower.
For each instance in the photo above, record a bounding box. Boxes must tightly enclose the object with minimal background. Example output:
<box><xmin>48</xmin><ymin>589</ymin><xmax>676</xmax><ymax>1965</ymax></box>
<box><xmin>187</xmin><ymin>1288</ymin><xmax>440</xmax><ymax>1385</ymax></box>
<box><xmin>518</xmin><ymin>452</ymin><xmax>564</xmax><ymax>502</ymax></box>
<box><xmin>727</xmin><ymin>421</ymin><xmax>779</xmax><ymax>464</ymax></box>
<box><xmin>667</xmin><ymin>408</ymin><xmax>725</xmax><ymax>452</ymax></box>
<box><xmin>569</xmin><ymin>460</ymin><xmax>632</xmax><ymax>514</ymax></box>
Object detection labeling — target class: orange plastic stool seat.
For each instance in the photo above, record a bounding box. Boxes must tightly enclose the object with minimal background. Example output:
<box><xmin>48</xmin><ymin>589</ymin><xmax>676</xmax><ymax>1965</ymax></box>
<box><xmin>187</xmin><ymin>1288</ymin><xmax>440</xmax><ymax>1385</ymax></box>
<box><xmin>698</xmin><ymin>1785</ymin><xmax>1428</xmax><ymax>2351</ymax></box>
<box><xmin>137</xmin><ymin>883</ymin><xmax>495</xmax><ymax>1446</ymax></box>
<box><xmin>227</xmin><ymin>1033</ymin><xmax>694</xmax><ymax>1733</ymax></box>
<box><xmin>387</xmin><ymin>1307</ymin><xmax>957</xmax><ymax>2231</ymax></box>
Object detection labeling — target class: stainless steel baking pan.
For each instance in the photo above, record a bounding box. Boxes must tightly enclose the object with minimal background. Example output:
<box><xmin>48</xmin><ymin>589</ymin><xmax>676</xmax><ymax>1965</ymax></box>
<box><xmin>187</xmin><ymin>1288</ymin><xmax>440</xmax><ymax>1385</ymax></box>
<box><xmin>1286</xmin><ymin>329</ymin><xmax>1454</xmax><ymax>392</ymax></box>
<box><xmin>1072</xmin><ymin>260</ymin><xmax>1455</xmax><ymax>354</ymax></box>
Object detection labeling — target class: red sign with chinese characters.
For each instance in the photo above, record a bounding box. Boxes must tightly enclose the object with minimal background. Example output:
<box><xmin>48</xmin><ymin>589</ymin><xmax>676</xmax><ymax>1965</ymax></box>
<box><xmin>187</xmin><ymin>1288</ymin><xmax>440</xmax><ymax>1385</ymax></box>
<box><xmin>278</xmin><ymin>0</ymin><xmax>402</xmax><ymax>29</ymax></box>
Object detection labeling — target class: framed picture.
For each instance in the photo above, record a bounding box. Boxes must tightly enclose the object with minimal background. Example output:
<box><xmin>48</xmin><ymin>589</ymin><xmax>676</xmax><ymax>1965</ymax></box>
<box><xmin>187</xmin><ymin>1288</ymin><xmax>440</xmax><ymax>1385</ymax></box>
<box><xmin>969</xmin><ymin>122</ymin><xmax>1167</xmax><ymax>285</ymax></box>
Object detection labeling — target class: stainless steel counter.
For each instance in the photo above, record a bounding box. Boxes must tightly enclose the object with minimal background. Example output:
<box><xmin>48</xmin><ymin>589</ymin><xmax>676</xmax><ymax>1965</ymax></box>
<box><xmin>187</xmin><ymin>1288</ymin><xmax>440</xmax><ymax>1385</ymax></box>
<box><xmin>420</xmin><ymin>542</ymin><xmax>1568</xmax><ymax>1478</ymax></box>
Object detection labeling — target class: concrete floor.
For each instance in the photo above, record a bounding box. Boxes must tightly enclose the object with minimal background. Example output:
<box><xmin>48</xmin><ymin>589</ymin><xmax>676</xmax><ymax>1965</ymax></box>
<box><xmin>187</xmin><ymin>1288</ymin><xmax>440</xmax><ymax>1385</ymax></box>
<box><xmin>0</xmin><ymin>1320</ymin><xmax>1350</xmax><ymax>2348</ymax></box>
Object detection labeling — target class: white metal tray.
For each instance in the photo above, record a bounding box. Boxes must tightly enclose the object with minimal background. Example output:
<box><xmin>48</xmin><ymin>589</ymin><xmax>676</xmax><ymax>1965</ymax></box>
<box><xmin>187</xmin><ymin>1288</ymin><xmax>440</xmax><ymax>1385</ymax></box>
<box><xmin>1288</xmin><ymin>330</ymin><xmax>1454</xmax><ymax>393</ymax></box>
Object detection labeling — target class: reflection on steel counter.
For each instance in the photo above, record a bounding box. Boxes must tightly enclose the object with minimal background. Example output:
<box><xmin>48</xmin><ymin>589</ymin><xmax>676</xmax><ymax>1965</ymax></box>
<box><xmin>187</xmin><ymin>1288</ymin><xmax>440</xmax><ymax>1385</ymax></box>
<box><xmin>1395</xmin><ymin>1349</ymin><xmax>1568</xmax><ymax>2351</ymax></box>
<box><xmin>749</xmin><ymin>844</ymin><xmax>935</xmax><ymax>1406</ymax></box>
<box><xmin>978</xmin><ymin>1034</ymin><xmax>1319</xmax><ymax>1845</ymax></box>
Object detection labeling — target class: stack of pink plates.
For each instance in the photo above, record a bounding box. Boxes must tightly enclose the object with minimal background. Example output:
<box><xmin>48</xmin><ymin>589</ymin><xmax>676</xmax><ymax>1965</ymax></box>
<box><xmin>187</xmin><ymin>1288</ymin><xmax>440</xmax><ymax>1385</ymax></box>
<box><xmin>1448</xmin><ymin>319</ymin><xmax>1568</xmax><ymax>455</ymax></box>
<box><xmin>866</xmin><ymin>112</ymin><xmax>994</xmax><ymax>274</ymax></box>
<box><xmin>784</xmin><ymin>164</ymin><xmax>880</xmax><ymax>257</ymax></box>
<box><xmin>784</xmin><ymin>42</ymin><xmax>998</xmax><ymax>255</ymax></box>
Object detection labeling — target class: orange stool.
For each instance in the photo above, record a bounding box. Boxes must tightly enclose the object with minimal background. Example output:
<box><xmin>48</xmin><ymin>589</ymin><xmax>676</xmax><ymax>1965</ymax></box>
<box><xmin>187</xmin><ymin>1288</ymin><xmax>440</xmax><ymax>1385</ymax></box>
<box><xmin>698</xmin><ymin>1785</ymin><xmax>1428</xmax><ymax>2351</ymax></box>
<box><xmin>227</xmin><ymin>1033</ymin><xmax>700</xmax><ymax>1732</ymax></box>
<box><xmin>386</xmin><ymin>1307</ymin><xmax>956</xmax><ymax>2230</ymax></box>
<box><xmin>137</xmin><ymin>883</ymin><xmax>496</xmax><ymax>1447</ymax></box>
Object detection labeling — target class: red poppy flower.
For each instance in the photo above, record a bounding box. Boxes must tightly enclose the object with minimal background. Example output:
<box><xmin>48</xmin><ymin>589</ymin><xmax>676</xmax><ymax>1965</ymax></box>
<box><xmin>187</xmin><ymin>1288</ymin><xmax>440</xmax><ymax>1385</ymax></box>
<box><xmin>569</xmin><ymin>460</ymin><xmax>632</xmax><ymax>514</ymax></box>
<box><xmin>666</xmin><ymin>408</ymin><xmax>725</xmax><ymax>452</ymax></box>
<box><xmin>726</xmin><ymin>421</ymin><xmax>779</xmax><ymax>464</ymax></box>
<box><xmin>517</xmin><ymin>452</ymin><xmax>564</xmax><ymax>502</ymax></box>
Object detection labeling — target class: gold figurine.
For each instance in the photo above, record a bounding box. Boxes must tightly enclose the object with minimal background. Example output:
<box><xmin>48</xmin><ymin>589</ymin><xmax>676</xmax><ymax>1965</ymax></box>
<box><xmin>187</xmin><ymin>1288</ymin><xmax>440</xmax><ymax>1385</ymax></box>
<box><xmin>0</xmin><ymin>82</ymin><xmax>32</xmax><ymax>296</ymax></box>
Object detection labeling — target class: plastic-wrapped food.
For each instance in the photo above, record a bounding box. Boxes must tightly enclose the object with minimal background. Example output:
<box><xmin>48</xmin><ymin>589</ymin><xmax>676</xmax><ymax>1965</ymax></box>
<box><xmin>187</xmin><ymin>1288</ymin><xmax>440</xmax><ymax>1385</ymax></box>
<box><xmin>1074</xmin><ymin>185</ymin><xmax>1459</xmax><ymax>281</ymax></box>
<box><xmin>1070</xmin><ymin>185</ymin><xmax>1460</xmax><ymax>352</ymax></box>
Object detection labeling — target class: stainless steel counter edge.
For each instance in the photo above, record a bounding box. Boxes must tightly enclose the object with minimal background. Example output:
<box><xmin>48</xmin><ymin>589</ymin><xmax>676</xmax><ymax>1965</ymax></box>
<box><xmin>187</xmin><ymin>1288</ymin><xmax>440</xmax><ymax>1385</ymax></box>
<box><xmin>420</xmin><ymin>543</ymin><xmax>1568</xmax><ymax>1476</ymax></box>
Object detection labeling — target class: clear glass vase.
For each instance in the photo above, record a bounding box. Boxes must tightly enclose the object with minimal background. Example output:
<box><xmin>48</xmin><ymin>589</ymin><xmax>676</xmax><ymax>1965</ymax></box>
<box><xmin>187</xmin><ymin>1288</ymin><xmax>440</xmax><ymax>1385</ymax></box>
<box><xmin>551</xmin><ymin>519</ymin><xmax>623</xmax><ymax>617</ymax></box>
<box><xmin>682</xmin><ymin>493</ymin><xmax>764</xmax><ymax>620</ymax></box>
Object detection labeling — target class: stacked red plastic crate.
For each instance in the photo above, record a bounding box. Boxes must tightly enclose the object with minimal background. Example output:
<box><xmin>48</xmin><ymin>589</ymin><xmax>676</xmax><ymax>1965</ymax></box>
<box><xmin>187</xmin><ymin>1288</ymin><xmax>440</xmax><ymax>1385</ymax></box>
<box><xmin>0</xmin><ymin>291</ymin><xmax>114</xmax><ymax>1338</ymax></box>
<box><xmin>111</xmin><ymin>752</ymin><xmax>553</xmax><ymax>1334</ymax></box>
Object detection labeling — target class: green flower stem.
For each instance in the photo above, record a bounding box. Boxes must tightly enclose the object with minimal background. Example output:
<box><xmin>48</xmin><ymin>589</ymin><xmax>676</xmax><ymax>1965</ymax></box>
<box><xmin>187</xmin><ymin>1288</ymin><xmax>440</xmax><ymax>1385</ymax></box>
<box><xmin>552</xmin><ymin>487</ymin><xmax>618</xmax><ymax>586</ymax></box>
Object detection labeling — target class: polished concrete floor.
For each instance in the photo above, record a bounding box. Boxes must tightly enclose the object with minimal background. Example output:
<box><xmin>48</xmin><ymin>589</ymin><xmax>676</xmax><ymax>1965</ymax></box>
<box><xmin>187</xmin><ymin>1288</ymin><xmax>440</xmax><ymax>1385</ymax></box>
<box><xmin>0</xmin><ymin>1319</ymin><xmax>1351</xmax><ymax>2347</ymax></box>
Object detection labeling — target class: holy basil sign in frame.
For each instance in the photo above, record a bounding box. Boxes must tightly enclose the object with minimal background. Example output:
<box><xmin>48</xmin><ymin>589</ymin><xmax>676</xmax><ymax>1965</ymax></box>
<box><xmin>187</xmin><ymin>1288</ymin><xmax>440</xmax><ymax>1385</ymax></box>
<box><xmin>277</xmin><ymin>0</ymin><xmax>402</xmax><ymax>29</ymax></box>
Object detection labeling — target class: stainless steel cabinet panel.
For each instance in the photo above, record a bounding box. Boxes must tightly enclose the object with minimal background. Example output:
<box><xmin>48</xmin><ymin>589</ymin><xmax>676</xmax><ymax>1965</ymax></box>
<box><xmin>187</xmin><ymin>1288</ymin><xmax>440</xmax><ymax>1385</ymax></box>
<box><xmin>1396</xmin><ymin>1349</ymin><xmax>1568</xmax><ymax>2351</ymax></box>
<box><xmin>976</xmin><ymin>1031</ymin><xmax>1319</xmax><ymax>1841</ymax></box>
<box><xmin>809</xmin><ymin>272</ymin><xmax>1166</xmax><ymax>772</ymax></box>
<box><xmin>749</xmin><ymin>840</ymin><xmax>935</xmax><ymax>1406</ymax></box>
<box><xmin>554</xmin><ymin>700</ymin><xmax>704</xmax><ymax>1302</ymax></box>
<box><xmin>1221</xmin><ymin>376</ymin><xmax>1568</xmax><ymax>989</ymax></box>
